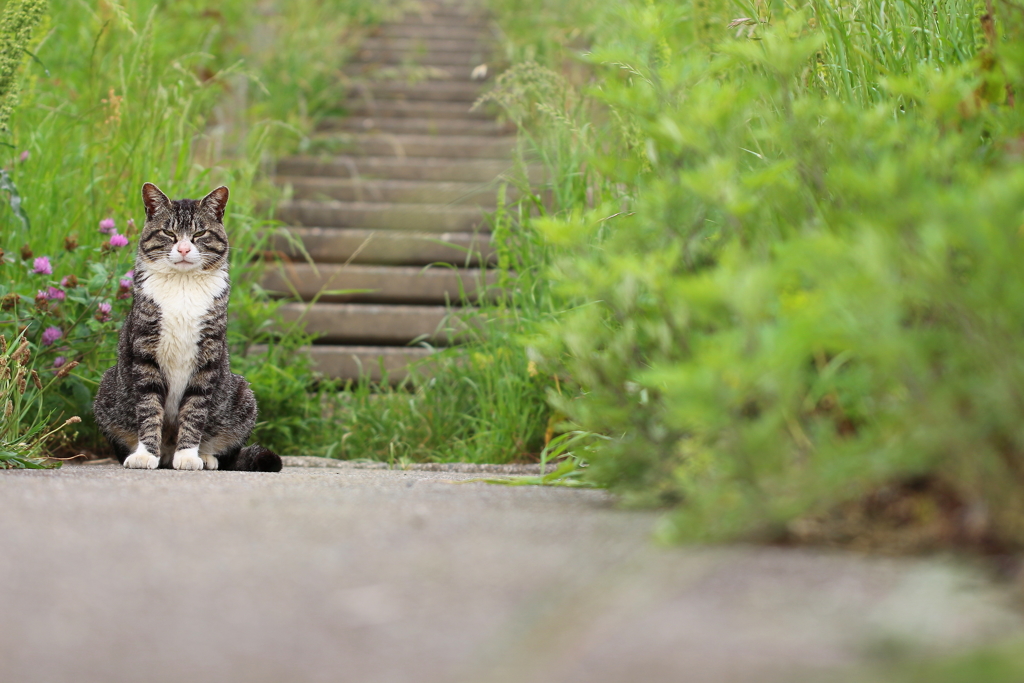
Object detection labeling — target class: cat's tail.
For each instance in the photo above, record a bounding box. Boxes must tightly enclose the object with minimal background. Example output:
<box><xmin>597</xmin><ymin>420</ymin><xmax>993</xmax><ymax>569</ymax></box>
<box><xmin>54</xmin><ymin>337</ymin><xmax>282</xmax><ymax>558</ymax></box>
<box><xmin>233</xmin><ymin>444</ymin><xmax>282</xmax><ymax>472</ymax></box>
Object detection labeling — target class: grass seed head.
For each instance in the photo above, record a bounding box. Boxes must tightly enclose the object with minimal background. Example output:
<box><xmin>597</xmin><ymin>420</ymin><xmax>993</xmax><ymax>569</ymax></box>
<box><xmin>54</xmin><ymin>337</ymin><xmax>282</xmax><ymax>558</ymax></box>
<box><xmin>55</xmin><ymin>360</ymin><xmax>79</xmax><ymax>380</ymax></box>
<box><xmin>30</xmin><ymin>369</ymin><xmax>41</xmax><ymax>391</ymax></box>
<box><xmin>12</xmin><ymin>340</ymin><xmax>29</xmax><ymax>365</ymax></box>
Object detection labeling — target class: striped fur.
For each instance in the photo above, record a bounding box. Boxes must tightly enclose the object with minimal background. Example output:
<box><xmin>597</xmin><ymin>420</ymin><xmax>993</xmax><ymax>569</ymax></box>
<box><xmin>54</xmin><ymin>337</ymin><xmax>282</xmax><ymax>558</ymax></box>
<box><xmin>93</xmin><ymin>183</ymin><xmax>281</xmax><ymax>472</ymax></box>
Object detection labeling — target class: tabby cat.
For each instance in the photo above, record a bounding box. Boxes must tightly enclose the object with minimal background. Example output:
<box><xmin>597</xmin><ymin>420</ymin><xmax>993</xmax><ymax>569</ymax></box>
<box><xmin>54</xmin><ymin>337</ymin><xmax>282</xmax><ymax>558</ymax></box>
<box><xmin>93</xmin><ymin>183</ymin><xmax>281</xmax><ymax>472</ymax></box>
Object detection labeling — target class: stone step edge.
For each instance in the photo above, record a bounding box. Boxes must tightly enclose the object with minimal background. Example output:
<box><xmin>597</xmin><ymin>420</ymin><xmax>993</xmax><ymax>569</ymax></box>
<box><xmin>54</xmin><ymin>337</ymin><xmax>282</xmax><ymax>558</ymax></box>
<box><xmin>264</xmin><ymin>227</ymin><xmax>495</xmax><ymax>267</ymax></box>
<box><xmin>352</xmin><ymin>40</ymin><xmax>490</xmax><ymax>50</ymax></box>
<box><xmin>279</xmin><ymin>199</ymin><xmax>492</xmax><ymax>214</ymax></box>
<box><xmin>275</xmin><ymin>156</ymin><xmax>540</xmax><ymax>182</ymax></box>
<box><xmin>321</xmin><ymin>118</ymin><xmax>510</xmax><ymax>132</ymax></box>
<box><xmin>261</xmin><ymin>264</ymin><xmax>500</xmax><ymax>306</ymax></box>
<box><xmin>275</xmin><ymin>176</ymin><xmax>507</xmax><ymax>190</ymax></box>
<box><xmin>281</xmin><ymin>456</ymin><xmax>551</xmax><ymax>474</ymax></box>
<box><xmin>249</xmin><ymin>343</ymin><xmax>433</xmax><ymax>382</ymax></box>
<box><xmin>278</xmin><ymin>155</ymin><xmax>518</xmax><ymax>167</ymax></box>
<box><xmin>309</xmin><ymin>135</ymin><xmax>516</xmax><ymax>160</ymax></box>
<box><xmin>350</xmin><ymin>82</ymin><xmax>485</xmax><ymax>99</ymax></box>
<box><xmin>277</xmin><ymin>301</ymin><xmax>474</xmax><ymax>345</ymax></box>
<box><xmin>274</xmin><ymin>183</ymin><xmax>507</xmax><ymax>206</ymax></box>
<box><xmin>266</xmin><ymin>226</ymin><xmax>493</xmax><ymax>241</ymax></box>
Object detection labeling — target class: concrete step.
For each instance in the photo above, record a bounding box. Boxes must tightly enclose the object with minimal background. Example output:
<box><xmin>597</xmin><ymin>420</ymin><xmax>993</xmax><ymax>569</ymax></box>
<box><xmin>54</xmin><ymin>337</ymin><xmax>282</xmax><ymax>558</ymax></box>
<box><xmin>346</xmin><ymin>99</ymin><xmax>493</xmax><ymax>120</ymax></box>
<box><xmin>275</xmin><ymin>156</ymin><xmax>528</xmax><ymax>182</ymax></box>
<box><xmin>315</xmin><ymin>133</ymin><xmax>515</xmax><ymax>159</ymax></box>
<box><xmin>377</xmin><ymin>23</ymin><xmax>487</xmax><ymax>40</ymax></box>
<box><xmin>350</xmin><ymin>80</ymin><xmax>484</xmax><ymax>102</ymax></box>
<box><xmin>262</xmin><ymin>263</ymin><xmax>498</xmax><ymax>304</ymax></box>
<box><xmin>276</xmin><ymin>200</ymin><xmax>488</xmax><ymax>231</ymax></box>
<box><xmin>320</xmin><ymin>116</ymin><xmax>511</xmax><ymax>136</ymax></box>
<box><xmin>402</xmin><ymin>4</ymin><xmax>488</xmax><ymax>19</ymax></box>
<box><xmin>267</xmin><ymin>227</ymin><xmax>494</xmax><ymax>265</ymax></box>
<box><xmin>263</xmin><ymin>6</ymin><xmax>510</xmax><ymax>383</ymax></box>
<box><xmin>345</xmin><ymin>63</ymin><xmax>489</xmax><ymax>82</ymax></box>
<box><xmin>359</xmin><ymin>36</ymin><xmax>484</xmax><ymax>53</ymax></box>
<box><xmin>405</xmin><ymin>1</ymin><xmax>484</xmax><ymax>11</ymax></box>
<box><xmin>278</xmin><ymin>302</ymin><xmax>471</xmax><ymax>345</ymax></box>
<box><xmin>307</xmin><ymin>345</ymin><xmax>435</xmax><ymax>382</ymax></box>
<box><xmin>397</xmin><ymin>8</ymin><xmax>488</xmax><ymax>23</ymax></box>
<box><xmin>351</xmin><ymin>49</ymin><xmax>485</xmax><ymax>67</ymax></box>
<box><xmin>250</xmin><ymin>343</ymin><xmax>432</xmax><ymax>382</ymax></box>
<box><xmin>277</xmin><ymin>177</ymin><xmax>506</xmax><ymax>205</ymax></box>
<box><xmin>388</xmin><ymin>12</ymin><xmax>488</xmax><ymax>27</ymax></box>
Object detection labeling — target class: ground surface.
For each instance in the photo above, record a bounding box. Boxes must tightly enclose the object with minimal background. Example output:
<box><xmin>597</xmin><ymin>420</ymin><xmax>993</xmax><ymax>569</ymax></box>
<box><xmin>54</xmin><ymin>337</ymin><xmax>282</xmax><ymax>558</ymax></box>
<box><xmin>1</xmin><ymin>464</ymin><xmax>1021</xmax><ymax>683</ymax></box>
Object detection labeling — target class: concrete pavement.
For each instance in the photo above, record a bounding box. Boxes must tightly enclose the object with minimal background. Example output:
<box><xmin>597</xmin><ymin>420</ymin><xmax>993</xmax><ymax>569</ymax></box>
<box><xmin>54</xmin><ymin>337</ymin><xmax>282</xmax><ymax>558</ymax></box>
<box><xmin>0</xmin><ymin>464</ymin><xmax>1020</xmax><ymax>683</ymax></box>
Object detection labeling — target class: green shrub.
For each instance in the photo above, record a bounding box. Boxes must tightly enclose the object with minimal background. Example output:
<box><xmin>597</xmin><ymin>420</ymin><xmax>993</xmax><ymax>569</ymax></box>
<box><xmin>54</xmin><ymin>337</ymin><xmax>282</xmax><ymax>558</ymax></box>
<box><xmin>483</xmin><ymin>0</ymin><xmax>1024</xmax><ymax>545</ymax></box>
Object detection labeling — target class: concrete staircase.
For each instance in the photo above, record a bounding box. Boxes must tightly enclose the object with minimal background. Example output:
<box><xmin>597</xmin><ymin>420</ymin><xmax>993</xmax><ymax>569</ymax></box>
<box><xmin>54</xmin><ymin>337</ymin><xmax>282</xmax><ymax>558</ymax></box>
<box><xmin>267</xmin><ymin>2</ymin><xmax>515</xmax><ymax>382</ymax></box>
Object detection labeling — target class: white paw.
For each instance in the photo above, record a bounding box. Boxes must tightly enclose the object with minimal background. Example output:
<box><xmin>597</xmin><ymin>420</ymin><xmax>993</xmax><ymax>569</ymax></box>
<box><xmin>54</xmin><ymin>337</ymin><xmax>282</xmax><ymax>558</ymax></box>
<box><xmin>172</xmin><ymin>448</ymin><xmax>204</xmax><ymax>471</ymax></box>
<box><xmin>199</xmin><ymin>453</ymin><xmax>219</xmax><ymax>470</ymax></box>
<box><xmin>124</xmin><ymin>446</ymin><xmax>159</xmax><ymax>470</ymax></box>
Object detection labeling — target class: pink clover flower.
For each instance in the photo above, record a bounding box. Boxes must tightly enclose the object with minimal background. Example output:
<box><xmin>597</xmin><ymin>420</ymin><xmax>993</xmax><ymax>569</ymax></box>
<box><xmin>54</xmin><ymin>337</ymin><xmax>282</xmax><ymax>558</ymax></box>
<box><xmin>41</xmin><ymin>326</ymin><xmax>62</xmax><ymax>346</ymax></box>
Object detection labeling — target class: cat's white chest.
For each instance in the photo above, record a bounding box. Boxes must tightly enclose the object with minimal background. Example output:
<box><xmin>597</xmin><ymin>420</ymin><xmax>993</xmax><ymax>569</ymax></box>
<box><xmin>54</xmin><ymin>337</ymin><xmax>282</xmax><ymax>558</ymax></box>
<box><xmin>141</xmin><ymin>270</ymin><xmax>228</xmax><ymax>422</ymax></box>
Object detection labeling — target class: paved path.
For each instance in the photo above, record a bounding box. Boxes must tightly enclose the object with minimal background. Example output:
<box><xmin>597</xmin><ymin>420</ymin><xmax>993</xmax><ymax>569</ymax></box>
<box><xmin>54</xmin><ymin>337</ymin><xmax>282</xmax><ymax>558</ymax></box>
<box><xmin>1</xmin><ymin>465</ymin><xmax>1020</xmax><ymax>683</ymax></box>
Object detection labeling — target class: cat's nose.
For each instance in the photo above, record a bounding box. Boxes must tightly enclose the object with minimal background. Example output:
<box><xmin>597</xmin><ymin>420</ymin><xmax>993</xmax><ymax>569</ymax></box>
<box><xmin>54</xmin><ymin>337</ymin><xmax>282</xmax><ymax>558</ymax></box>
<box><xmin>177</xmin><ymin>242</ymin><xmax>191</xmax><ymax>257</ymax></box>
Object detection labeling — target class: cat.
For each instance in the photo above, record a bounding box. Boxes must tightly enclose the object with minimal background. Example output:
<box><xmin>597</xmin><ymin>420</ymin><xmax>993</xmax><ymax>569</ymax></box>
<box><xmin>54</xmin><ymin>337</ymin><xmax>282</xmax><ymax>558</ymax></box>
<box><xmin>93</xmin><ymin>183</ymin><xmax>281</xmax><ymax>472</ymax></box>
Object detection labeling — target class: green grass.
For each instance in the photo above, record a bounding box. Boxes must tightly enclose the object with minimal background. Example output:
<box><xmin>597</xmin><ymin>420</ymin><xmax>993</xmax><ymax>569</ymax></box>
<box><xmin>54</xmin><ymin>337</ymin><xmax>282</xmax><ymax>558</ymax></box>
<box><xmin>0</xmin><ymin>330</ymin><xmax>80</xmax><ymax>468</ymax></box>
<box><xmin>858</xmin><ymin>637</ymin><xmax>1024</xmax><ymax>683</ymax></box>
<box><xmin>0</xmin><ymin>0</ymin><xmax>396</xmax><ymax>460</ymax></box>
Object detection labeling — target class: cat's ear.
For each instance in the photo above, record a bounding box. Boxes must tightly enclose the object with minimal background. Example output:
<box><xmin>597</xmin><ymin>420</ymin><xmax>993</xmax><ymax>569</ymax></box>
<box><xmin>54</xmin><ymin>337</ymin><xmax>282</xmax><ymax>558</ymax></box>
<box><xmin>200</xmin><ymin>186</ymin><xmax>229</xmax><ymax>223</ymax></box>
<box><xmin>141</xmin><ymin>183</ymin><xmax>170</xmax><ymax>220</ymax></box>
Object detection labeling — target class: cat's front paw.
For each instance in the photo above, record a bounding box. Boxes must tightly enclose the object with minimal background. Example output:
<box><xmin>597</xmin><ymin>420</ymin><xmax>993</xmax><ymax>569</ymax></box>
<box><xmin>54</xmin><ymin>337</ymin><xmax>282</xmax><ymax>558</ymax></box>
<box><xmin>124</xmin><ymin>446</ymin><xmax>159</xmax><ymax>469</ymax></box>
<box><xmin>172</xmin><ymin>448</ymin><xmax>204</xmax><ymax>471</ymax></box>
<box><xmin>199</xmin><ymin>453</ymin><xmax>219</xmax><ymax>470</ymax></box>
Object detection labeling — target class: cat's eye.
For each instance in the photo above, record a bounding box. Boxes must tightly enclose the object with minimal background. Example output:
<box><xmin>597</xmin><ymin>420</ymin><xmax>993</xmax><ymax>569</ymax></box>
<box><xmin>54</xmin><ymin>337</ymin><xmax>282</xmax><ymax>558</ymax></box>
<box><xmin>193</xmin><ymin>230</ymin><xmax>208</xmax><ymax>239</ymax></box>
<box><xmin>161</xmin><ymin>229</ymin><xmax>176</xmax><ymax>240</ymax></box>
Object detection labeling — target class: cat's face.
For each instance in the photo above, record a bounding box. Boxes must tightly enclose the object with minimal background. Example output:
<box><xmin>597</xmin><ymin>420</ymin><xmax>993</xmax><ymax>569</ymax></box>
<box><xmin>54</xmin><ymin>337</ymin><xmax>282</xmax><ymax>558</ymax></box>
<box><xmin>138</xmin><ymin>183</ymin><xmax>230</xmax><ymax>274</ymax></box>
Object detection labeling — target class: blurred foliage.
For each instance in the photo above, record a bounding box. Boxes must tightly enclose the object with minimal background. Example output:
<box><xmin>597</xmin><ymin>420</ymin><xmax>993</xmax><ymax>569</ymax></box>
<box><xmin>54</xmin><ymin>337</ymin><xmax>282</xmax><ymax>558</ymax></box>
<box><xmin>0</xmin><ymin>0</ymin><xmax>45</xmax><ymax>131</ymax></box>
<box><xmin>861</xmin><ymin>636</ymin><xmax>1024</xmax><ymax>683</ymax></box>
<box><xmin>482</xmin><ymin>0</ymin><xmax>1024</xmax><ymax>546</ymax></box>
